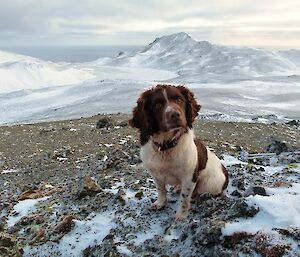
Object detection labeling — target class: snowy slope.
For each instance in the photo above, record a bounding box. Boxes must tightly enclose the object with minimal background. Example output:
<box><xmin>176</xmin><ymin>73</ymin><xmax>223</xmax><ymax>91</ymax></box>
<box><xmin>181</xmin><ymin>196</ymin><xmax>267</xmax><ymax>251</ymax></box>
<box><xmin>0</xmin><ymin>50</ymin><xmax>94</xmax><ymax>93</ymax></box>
<box><xmin>0</xmin><ymin>33</ymin><xmax>300</xmax><ymax>124</ymax></box>
<box><xmin>278</xmin><ymin>49</ymin><xmax>300</xmax><ymax>67</ymax></box>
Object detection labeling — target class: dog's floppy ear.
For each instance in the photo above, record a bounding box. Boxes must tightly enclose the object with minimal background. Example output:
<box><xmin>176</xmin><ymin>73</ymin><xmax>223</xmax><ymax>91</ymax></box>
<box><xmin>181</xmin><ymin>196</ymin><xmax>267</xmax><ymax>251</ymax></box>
<box><xmin>129</xmin><ymin>89</ymin><xmax>155</xmax><ymax>145</ymax></box>
<box><xmin>178</xmin><ymin>86</ymin><xmax>201</xmax><ymax>128</ymax></box>
<box><xmin>128</xmin><ymin>97</ymin><xmax>145</xmax><ymax>129</ymax></box>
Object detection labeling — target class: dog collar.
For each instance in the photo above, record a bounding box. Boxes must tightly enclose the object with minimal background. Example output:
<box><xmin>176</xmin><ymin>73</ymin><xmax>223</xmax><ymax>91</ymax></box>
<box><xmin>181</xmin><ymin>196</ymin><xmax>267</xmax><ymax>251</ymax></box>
<box><xmin>152</xmin><ymin>129</ymin><xmax>184</xmax><ymax>152</ymax></box>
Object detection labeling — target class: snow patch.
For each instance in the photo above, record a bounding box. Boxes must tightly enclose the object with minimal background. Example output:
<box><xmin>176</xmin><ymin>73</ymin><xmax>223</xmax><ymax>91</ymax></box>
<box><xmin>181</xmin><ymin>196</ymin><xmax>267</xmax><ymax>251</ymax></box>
<box><xmin>7</xmin><ymin>197</ymin><xmax>49</xmax><ymax>227</ymax></box>
<box><xmin>221</xmin><ymin>155</ymin><xmax>247</xmax><ymax>167</ymax></box>
<box><xmin>1</xmin><ymin>169</ymin><xmax>20</xmax><ymax>174</ymax></box>
<box><xmin>24</xmin><ymin>213</ymin><xmax>115</xmax><ymax>257</ymax></box>
<box><xmin>223</xmin><ymin>183</ymin><xmax>300</xmax><ymax>235</ymax></box>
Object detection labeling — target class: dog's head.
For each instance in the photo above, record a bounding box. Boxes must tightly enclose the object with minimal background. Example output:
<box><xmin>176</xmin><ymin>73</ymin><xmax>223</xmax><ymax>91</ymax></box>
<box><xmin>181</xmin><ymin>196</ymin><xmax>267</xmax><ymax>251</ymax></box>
<box><xmin>129</xmin><ymin>85</ymin><xmax>201</xmax><ymax>145</ymax></box>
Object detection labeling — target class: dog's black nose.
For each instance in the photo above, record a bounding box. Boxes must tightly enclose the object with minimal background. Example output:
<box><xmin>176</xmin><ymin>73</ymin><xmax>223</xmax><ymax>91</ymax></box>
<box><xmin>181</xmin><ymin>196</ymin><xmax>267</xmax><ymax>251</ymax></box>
<box><xmin>171</xmin><ymin>111</ymin><xmax>180</xmax><ymax>120</ymax></box>
<box><xmin>167</xmin><ymin>110</ymin><xmax>180</xmax><ymax>122</ymax></box>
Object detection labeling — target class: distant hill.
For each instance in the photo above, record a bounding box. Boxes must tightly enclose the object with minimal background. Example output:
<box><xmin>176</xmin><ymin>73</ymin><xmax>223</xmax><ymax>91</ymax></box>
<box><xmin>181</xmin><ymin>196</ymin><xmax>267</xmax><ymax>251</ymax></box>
<box><xmin>0</xmin><ymin>50</ymin><xmax>94</xmax><ymax>93</ymax></box>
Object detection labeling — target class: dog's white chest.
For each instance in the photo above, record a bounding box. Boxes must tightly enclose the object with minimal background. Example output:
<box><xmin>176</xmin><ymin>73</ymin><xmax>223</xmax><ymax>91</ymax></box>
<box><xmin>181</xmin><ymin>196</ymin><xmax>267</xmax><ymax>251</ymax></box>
<box><xmin>140</xmin><ymin>130</ymin><xmax>198</xmax><ymax>185</ymax></box>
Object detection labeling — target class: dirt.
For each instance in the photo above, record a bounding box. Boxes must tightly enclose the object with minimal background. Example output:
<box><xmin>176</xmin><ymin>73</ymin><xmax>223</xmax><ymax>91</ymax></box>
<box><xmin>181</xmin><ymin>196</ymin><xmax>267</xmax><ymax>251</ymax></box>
<box><xmin>0</xmin><ymin>114</ymin><xmax>299</xmax><ymax>256</ymax></box>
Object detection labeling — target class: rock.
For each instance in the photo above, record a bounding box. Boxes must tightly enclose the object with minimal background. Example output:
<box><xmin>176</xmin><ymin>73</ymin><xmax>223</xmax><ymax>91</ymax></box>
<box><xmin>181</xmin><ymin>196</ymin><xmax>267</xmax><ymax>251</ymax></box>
<box><xmin>115</xmin><ymin>194</ymin><xmax>126</xmax><ymax>206</ymax></box>
<box><xmin>96</xmin><ymin>117</ymin><xmax>113</xmax><ymax>129</ymax></box>
<box><xmin>128</xmin><ymin>155</ymin><xmax>142</xmax><ymax>165</ymax></box>
<box><xmin>273</xmin><ymin>181</ymin><xmax>292</xmax><ymax>188</ymax></box>
<box><xmin>18</xmin><ymin>186</ymin><xmax>65</xmax><ymax>200</ymax></box>
<box><xmin>252</xmin><ymin>186</ymin><xmax>268</xmax><ymax>196</ymax></box>
<box><xmin>223</xmin><ymin>232</ymin><xmax>253</xmax><ymax>248</ymax></box>
<box><xmin>0</xmin><ymin>234</ymin><xmax>14</xmax><ymax>247</ymax></box>
<box><xmin>266</xmin><ymin>139</ymin><xmax>288</xmax><ymax>154</ymax></box>
<box><xmin>230</xmin><ymin>189</ymin><xmax>242</xmax><ymax>197</ymax></box>
<box><xmin>20</xmin><ymin>214</ymin><xmax>45</xmax><ymax>226</ymax></box>
<box><xmin>274</xmin><ymin>228</ymin><xmax>300</xmax><ymax>241</ymax></box>
<box><xmin>77</xmin><ymin>176</ymin><xmax>102</xmax><ymax>198</ymax></box>
<box><xmin>52</xmin><ymin>148</ymin><xmax>73</xmax><ymax>160</ymax></box>
<box><xmin>231</xmin><ymin>179</ymin><xmax>246</xmax><ymax>191</ymax></box>
<box><xmin>54</xmin><ymin>215</ymin><xmax>77</xmax><ymax>234</ymax></box>
<box><xmin>285</xmin><ymin>120</ymin><xmax>299</xmax><ymax>126</ymax></box>
<box><xmin>42</xmin><ymin>152</ymin><xmax>51</xmax><ymax>160</ymax></box>
<box><xmin>255</xmin><ymin>233</ymin><xmax>291</xmax><ymax>257</ymax></box>
<box><xmin>247</xmin><ymin>165</ymin><xmax>265</xmax><ymax>173</ymax></box>
<box><xmin>18</xmin><ymin>189</ymin><xmax>45</xmax><ymax>200</ymax></box>
<box><xmin>0</xmin><ymin>232</ymin><xmax>22</xmax><ymax>257</ymax></box>
<box><xmin>134</xmin><ymin>191</ymin><xmax>144</xmax><ymax>199</ymax></box>
<box><xmin>39</xmin><ymin>128</ymin><xmax>55</xmax><ymax>134</ymax></box>
<box><xmin>233</xmin><ymin>200</ymin><xmax>259</xmax><ymax>218</ymax></box>
<box><xmin>116</xmin><ymin>120</ymin><xmax>128</xmax><ymax>127</ymax></box>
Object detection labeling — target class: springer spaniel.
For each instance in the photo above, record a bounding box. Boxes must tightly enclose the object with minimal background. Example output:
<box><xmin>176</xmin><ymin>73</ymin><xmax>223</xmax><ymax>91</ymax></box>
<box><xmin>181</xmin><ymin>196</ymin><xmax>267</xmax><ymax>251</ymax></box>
<box><xmin>129</xmin><ymin>85</ymin><xmax>228</xmax><ymax>220</ymax></box>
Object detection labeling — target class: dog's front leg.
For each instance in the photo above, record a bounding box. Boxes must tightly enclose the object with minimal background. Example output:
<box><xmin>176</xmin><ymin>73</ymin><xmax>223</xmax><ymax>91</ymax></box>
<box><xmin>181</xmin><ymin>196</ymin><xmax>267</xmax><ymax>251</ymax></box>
<box><xmin>152</xmin><ymin>178</ymin><xmax>167</xmax><ymax>210</ymax></box>
<box><xmin>175</xmin><ymin>178</ymin><xmax>196</xmax><ymax>220</ymax></box>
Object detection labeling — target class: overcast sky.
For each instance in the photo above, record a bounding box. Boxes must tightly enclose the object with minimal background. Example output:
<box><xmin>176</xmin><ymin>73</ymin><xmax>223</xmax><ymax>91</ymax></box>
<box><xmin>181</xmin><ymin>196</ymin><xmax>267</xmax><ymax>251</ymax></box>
<box><xmin>0</xmin><ymin>0</ymin><xmax>299</xmax><ymax>49</ymax></box>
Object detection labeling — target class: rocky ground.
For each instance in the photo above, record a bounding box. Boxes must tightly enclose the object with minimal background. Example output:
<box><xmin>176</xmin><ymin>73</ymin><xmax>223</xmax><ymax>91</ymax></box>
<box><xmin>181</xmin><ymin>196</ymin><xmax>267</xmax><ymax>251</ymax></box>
<box><xmin>0</xmin><ymin>114</ymin><xmax>299</xmax><ymax>257</ymax></box>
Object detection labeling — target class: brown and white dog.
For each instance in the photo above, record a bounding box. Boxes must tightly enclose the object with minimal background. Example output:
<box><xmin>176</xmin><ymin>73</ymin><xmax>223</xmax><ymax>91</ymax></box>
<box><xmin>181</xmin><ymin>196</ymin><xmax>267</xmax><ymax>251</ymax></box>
<box><xmin>129</xmin><ymin>85</ymin><xmax>228</xmax><ymax>220</ymax></box>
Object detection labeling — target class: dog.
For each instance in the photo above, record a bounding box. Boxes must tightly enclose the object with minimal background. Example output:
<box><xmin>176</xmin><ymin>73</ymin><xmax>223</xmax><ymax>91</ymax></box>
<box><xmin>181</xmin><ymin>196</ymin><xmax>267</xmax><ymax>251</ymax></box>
<box><xmin>129</xmin><ymin>84</ymin><xmax>228</xmax><ymax>220</ymax></box>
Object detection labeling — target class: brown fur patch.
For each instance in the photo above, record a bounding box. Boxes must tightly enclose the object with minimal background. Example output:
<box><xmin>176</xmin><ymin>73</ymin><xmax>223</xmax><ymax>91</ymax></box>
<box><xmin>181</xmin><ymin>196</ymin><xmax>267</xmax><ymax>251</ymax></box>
<box><xmin>222</xmin><ymin>164</ymin><xmax>229</xmax><ymax>190</ymax></box>
<box><xmin>192</xmin><ymin>139</ymin><xmax>208</xmax><ymax>182</ymax></box>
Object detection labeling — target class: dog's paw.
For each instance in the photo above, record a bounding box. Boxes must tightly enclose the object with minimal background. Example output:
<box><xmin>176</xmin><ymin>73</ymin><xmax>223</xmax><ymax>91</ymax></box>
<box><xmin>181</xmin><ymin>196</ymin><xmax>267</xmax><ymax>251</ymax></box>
<box><xmin>151</xmin><ymin>201</ymin><xmax>166</xmax><ymax>210</ymax></box>
<box><xmin>175</xmin><ymin>211</ymin><xmax>188</xmax><ymax>221</ymax></box>
<box><xmin>173</xmin><ymin>184</ymin><xmax>181</xmax><ymax>194</ymax></box>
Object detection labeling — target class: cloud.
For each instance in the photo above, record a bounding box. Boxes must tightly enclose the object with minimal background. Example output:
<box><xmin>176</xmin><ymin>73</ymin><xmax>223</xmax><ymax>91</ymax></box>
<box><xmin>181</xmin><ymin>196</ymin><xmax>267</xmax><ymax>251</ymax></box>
<box><xmin>0</xmin><ymin>0</ymin><xmax>299</xmax><ymax>48</ymax></box>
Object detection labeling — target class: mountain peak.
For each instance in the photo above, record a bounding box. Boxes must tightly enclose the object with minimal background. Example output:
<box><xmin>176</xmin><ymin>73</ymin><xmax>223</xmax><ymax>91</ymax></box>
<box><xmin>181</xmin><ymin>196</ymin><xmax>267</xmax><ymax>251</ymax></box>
<box><xmin>141</xmin><ymin>32</ymin><xmax>196</xmax><ymax>53</ymax></box>
<box><xmin>152</xmin><ymin>32</ymin><xmax>194</xmax><ymax>44</ymax></box>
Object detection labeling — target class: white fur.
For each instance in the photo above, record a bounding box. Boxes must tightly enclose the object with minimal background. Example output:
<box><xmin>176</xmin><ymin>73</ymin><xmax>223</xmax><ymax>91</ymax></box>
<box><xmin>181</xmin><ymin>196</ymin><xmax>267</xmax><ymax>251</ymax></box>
<box><xmin>140</xmin><ymin>128</ymin><xmax>226</xmax><ymax>219</ymax></box>
<box><xmin>140</xmin><ymin>129</ymin><xmax>198</xmax><ymax>188</ymax></box>
<box><xmin>163</xmin><ymin>89</ymin><xmax>169</xmax><ymax>104</ymax></box>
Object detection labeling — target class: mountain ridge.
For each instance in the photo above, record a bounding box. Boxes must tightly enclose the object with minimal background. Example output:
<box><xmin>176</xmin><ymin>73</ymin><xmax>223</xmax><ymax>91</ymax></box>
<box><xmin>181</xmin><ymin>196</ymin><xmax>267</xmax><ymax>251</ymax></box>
<box><xmin>104</xmin><ymin>32</ymin><xmax>300</xmax><ymax>81</ymax></box>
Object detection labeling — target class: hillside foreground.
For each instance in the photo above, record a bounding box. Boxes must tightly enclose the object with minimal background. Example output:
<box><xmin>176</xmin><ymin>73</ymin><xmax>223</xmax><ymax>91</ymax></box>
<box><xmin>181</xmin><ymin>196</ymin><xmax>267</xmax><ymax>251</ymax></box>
<box><xmin>0</xmin><ymin>114</ymin><xmax>299</xmax><ymax>256</ymax></box>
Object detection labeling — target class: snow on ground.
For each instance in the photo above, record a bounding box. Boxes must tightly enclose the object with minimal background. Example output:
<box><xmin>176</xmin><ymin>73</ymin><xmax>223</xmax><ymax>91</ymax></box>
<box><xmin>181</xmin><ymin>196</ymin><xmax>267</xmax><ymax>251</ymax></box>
<box><xmin>223</xmin><ymin>183</ymin><xmax>300</xmax><ymax>235</ymax></box>
<box><xmin>1</xmin><ymin>169</ymin><xmax>20</xmax><ymax>174</ymax></box>
<box><xmin>6</xmin><ymin>197</ymin><xmax>49</xmax><ymax>227</ymax></box>
<box><xmin>221</xmin><ymin>155</ymin><xmax>248</xmax><ymax>167</ymax></box>
<box><xmin>222</xmin><ymin>157</ymin><xmax>300</xmax><ymax>253</ymax></box>
<box><xmin>23</xmin><ymin>213</ymin><xmax>115</xmax><ymax>257</ymax></box>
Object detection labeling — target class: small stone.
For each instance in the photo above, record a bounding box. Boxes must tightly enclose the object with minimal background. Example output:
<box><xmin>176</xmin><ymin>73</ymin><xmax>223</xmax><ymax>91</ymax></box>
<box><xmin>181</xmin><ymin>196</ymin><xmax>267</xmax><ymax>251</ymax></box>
<box><xmin>252</xmin><ymin>186</ymin><xmax>268</xmax><ymax>196</ymax></box>
<box><xmin>285</xmin><ymin>120</ymin><xmax>299</xmax><ymax>126</ymax></box>
<box><xmin>232</xmin><ymin>179</ymin><xmax>246</xmax><ymax>191</ymax></box>
<box><xmin>134</xmin><ymin>191</ymin><xmax>144</xmax><ymax>199</ymax></box>
<box><xmin>103</xmin><ymin>234</ymin><xmax>114</xmax><ymax>240</ymax></box>
<box><xmin>116</xmin><ymin>195</ymin><xmax>126</xmax><ymax>206</ymax></box>
<box><xmin>273</xmin><ymin>181</ymin><xmax>292</xmax><ymax>188</ymax></box>
<box><xmin>77</xmin><ymin>176</ymin><xmax>102</xmax><ymax>198</ymax></box>
<box><xmin>233</xmin><ymin>200</ymin><xmax>259</xmax><ymax>218</ymax></box>
<box><xmin>116</xmin><ymin>120</ymin><xmax>128</xmax><ymax>127</ymax></box>
<box><xmin>54</xmin><ymin>215</ymin><xmax>77</xmax><ymax>234</ymax></box>
<box><xmin>266</xmin><ymin>139</ymin><xmax>288</xmax><ymax>154</ymax></box>
<box><xmin>230</xmin><ymin>189</ymin><xmax>242</xmax><ymax>197</ymax></box>
<box><xmin>0</xmin><ymin>234</ymin><xmax>14</xmax><ymax>247</ymax></box>
<box><xmin>96</xmin><ymin>117</ymin><xmax>113</xmax><ymax>129</ymax></box>
<box><xmin>223</xmin><ymin>232</ymin><xmax>253</xmax><ymax>248</ymax></box>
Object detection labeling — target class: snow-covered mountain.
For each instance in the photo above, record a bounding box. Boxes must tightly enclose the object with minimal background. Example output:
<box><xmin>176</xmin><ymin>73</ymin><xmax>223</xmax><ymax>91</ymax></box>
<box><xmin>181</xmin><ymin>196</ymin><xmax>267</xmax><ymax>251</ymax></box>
<box><xmin>0</xmin><ymin>32</ymin><xmax>299</xmax><ymax>124</ymax></box>
<box><xmin>278</xmin><ymin>49</ymin><xmax>300</xmax><ymax>67</ymax></box>
<box><xmin>0</xmin><ymin>51</ymin><xmax>94</xmax><ymax>93</ymax></box>
<box><xmin>104</xmin><ymin>32</ymin><xmax>300</xmax><ymax>82</ymax></box>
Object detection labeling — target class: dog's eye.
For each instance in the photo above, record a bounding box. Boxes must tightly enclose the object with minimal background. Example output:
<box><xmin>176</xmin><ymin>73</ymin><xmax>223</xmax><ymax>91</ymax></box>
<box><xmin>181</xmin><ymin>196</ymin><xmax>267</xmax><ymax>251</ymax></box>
<box><xmin>175</xmin><ymin>98</ymin><xmax>183</xmax><ymax>104</ymax></box>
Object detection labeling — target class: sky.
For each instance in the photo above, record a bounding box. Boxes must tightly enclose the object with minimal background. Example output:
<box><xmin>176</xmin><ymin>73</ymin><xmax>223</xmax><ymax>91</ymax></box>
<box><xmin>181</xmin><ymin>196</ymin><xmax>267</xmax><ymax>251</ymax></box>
<box><xmin>0</xmin><ymin>0</ymin><xmax>299</xmax><ymax>49</ymax></box>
